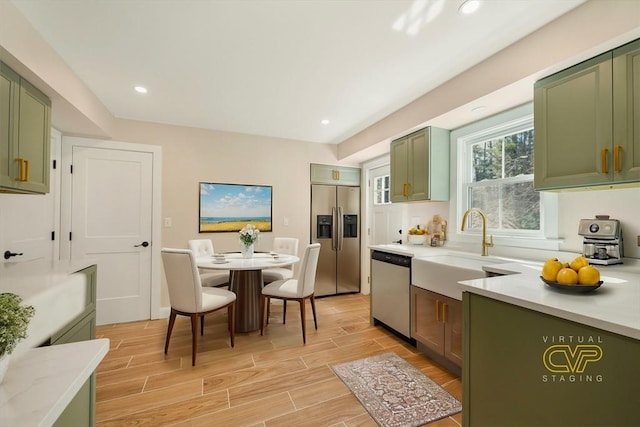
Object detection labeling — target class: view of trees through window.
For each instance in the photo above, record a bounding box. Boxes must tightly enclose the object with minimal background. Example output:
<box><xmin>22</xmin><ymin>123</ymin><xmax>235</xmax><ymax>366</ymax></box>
<box><xmin>466</xmin><ymin>128</ymin><xmax>540</xmax><ymax>231</ymax></box>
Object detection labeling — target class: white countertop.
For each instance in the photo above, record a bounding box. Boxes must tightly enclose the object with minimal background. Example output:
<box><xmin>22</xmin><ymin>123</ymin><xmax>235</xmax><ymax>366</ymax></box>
<box><xmin>459</xmin><ymin>261</ymin><xmax>640</xmax><ymax>340</ymax></box>
<box><xmin>369</xmin><ymin>243</ymin><xmax>640</xmax><ymax>340</ymax></box>
<box><xmin>0</xmin><ymin>338</ymin><xmax>109</xmax><ymax>427</ymax></box>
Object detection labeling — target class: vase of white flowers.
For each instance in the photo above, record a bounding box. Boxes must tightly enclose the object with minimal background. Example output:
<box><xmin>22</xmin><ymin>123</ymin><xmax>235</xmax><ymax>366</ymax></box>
<box><xmin>239</xmin><ymin>224</ymin><xmax>259</xmax><ymax>258</ymax></box>
<box><xmin>0</xmin><ymin>293</ymin><xmax>35</xmax><ymax>383</ymax></box>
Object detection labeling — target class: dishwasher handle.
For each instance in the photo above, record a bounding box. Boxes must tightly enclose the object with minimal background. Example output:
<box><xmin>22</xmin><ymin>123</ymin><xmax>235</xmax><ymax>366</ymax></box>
<box><xmin>371</xmin><ymin>250</ymin><xmax>411</xmax><ymax>267</ymax></box>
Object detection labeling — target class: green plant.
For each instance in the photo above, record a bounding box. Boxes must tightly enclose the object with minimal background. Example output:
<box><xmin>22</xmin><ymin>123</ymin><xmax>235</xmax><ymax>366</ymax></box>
<box><xmin>0</xmin><ymin>293</ymin><xmax>35</xmax><ymax>356</ymax></box>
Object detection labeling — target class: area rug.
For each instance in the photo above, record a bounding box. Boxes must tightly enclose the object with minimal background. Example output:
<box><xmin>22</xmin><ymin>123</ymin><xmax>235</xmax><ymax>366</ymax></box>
<box><xmin>331</xmin><ymin>352</ymin><xmax>461</xmax><ymax>427</ymax></box>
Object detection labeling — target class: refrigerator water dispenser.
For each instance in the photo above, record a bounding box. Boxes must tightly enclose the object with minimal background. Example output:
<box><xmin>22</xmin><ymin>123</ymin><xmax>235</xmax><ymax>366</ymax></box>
<box><xmin>343</xmin><ymin>215</ymin><xmax>358</xmax><ymax>238</ymax></box>
<box><xmin>317</xmin><ymin>215</ymin><xmax>333</xmax><ymax>239</ymax></box>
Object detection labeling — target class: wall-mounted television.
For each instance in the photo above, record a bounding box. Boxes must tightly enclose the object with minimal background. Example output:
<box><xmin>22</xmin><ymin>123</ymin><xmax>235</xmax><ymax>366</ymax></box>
<box><xmin>199</xmin><ymin>182</ymin><xmax>272</xmax><ymax>233</ymax></box>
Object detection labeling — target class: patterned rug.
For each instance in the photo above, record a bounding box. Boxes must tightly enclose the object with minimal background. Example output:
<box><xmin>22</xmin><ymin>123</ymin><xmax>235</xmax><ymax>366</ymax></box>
<box><xmin>331</xmin><ymin>352</ymin><xmax>462</xmax><ymax>427</ymax></box>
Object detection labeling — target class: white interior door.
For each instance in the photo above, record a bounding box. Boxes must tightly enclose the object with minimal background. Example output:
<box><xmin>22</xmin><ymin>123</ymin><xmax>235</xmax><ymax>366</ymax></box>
<box><xmin>370</xmin><ymin>165</ymin><xmax>403</xmax><ymax>245</ymax></box>
<box><xmin>70</xmin><ymin>145</ymin><xmax>153</xmax><ymax>325</ymax></box>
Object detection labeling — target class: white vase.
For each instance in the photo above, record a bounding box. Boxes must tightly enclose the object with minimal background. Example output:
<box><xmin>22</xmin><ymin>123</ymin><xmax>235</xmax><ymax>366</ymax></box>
<box><xmin>0</xmin><ymin>353</ymin><xmax>10</xmax><ymax>384</ymax></box>
<box><xmin>241</xmin><ymin>243</ymin><xmax>254</xmax><ymax>258</ymax></box>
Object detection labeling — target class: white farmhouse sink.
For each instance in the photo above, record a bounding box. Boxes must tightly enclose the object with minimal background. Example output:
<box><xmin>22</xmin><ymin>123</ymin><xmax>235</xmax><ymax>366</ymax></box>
<box><xmin>412</xmin><ymin>255</ymin><xmax>510</xmax><ymax>300</ymax></box>
<box><xmin>8</xmin><ymin>272</ymin><xmax>87</xmax><ymax>360</ymax></box>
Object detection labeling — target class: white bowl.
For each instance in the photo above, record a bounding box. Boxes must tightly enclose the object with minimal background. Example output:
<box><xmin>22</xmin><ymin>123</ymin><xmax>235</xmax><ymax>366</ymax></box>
<box><xmin>407</xmin><ymin>234</ymin><xmax>428</xmax><ymax>245</ymax></box>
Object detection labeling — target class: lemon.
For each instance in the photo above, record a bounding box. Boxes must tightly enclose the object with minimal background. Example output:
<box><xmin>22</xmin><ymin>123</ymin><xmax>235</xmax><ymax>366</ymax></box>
<box><xmin>578</xmin><ymin>265</ymin><xmax>600</xmax><ymax>285</ymax></box>
<box><xmin>541</xmin><ymin>258</ymin><xmax>563</xmax><ymax>282</ymax></box>
<box><xmin>570</xmin><ymin>256</ymin><xmax>589</xmax><ymax>272</ymax></box>
<box><xmin>556</xmin><ymin>267</ymin><xmax>579</xmax><ymax>285</ymax></box>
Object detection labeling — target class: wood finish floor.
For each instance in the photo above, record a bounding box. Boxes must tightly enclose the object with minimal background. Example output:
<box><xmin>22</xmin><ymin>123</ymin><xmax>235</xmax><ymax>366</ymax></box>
<box><xmin>95</xmin><ymin>294</ymin><xmax>462</xmax><ymax>426</ymax></box>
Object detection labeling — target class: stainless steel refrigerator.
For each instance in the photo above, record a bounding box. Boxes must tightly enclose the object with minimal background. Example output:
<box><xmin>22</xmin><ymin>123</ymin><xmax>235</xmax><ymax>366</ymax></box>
<box><xmin>311</xmin><ymin>184</ymin><xmax>360</xmax><ymax>296</ymax></box>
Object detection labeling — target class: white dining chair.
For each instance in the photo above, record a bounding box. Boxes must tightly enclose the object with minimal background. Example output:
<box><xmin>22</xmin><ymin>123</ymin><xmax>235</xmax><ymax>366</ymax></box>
<box><xmin>260</xmin><ymin>243</ymin><xmax>320</xmax><ymax>344</ymax></box>
<box><xmin>161</xmin><ymin>248</ymin><xmax>236</xmax><ymax>366</ymax></box>
<box><xmin>262</xmin><ymin>237</ymin><xmax>299</xmax><ymax>285</ymax></box>
<box><xmin>188</xmin><ymin>239</ymin><xmax>230</xmax><ymax>288</ymax></box>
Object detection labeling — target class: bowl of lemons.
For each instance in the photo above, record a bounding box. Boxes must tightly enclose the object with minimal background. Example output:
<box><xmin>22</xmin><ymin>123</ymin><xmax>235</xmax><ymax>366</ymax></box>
<box><xmin>540</xmin><ymin>256</ymin><xmax>603</xmax><ymax>293</ymax></box>
<box><xmin>407</xmin><ymin>225</ymin><xmax>428</xmax><ymax>245</ymax></box>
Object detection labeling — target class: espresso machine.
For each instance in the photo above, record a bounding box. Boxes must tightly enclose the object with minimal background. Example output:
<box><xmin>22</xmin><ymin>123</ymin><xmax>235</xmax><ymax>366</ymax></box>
<box><xmin>578</xmin><ymin>216</ymin><xmax>624</xmax><ymax>265</ymax></box>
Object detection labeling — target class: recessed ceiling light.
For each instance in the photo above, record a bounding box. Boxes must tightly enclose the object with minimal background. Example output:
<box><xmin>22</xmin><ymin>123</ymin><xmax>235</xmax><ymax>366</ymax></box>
<box><xmin>321</xmin><ymin>119</ymin><xmax>330</xmax><ymax>125</ymax></box>
<box><xmin>459</xmin><ymin>0</ymin><xmax>481</xmax><ymax>15</ymax></box>
<box><xmin>134</xmin><ymin>85</ymin><xmax>148</xmax><ymax>94</ymax></box>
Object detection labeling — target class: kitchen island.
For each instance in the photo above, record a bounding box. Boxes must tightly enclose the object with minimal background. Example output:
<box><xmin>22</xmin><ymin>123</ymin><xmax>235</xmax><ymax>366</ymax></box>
<box><xmin>459</xmin><ymin>261</ymin><xmax>640</xmax><ymax>427</ymax></box>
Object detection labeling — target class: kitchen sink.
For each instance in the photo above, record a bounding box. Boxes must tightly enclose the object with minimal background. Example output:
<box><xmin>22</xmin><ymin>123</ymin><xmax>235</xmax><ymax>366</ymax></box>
<box><xmin>412</xmin><ymin>254</ymin><xmax>510</xmax><ymax>300</ymax></box>
<box><xmin>10</xmin><ymin>272</ymin><xmax>88</xmax><ymax>360</ymax></box>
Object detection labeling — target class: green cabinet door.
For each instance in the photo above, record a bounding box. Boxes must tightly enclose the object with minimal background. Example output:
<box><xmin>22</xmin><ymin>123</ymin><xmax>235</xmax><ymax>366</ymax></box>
<box><xmin>613</xmin><ymin>38</ymin><xmax>640</xmax><ymax>182</ymax></box>
<box><xmin>534</xmin><ymin>52</ymin><xmax>613</xmax><ymax>190</ymax></box>
<box><xmin>0</xmin><ymin>61</ymin><xmax>50</xmax><ymax>194</ymax></box>
<box><xmin>390</xmin><ymin>135</ymin><xmax>409</xmax><ymax>202</ymax></box>
<box><xmin>0</xmin><ymin>62</ymin><xmax>19</xmax><ymax>190</ymax></box>
<box><xmin>390</xmin><ymin>127</ymin><xmax>450</xmax><ymax>202</ymax></box>
<box><xmin>16</xmin><ymin>79</ymin><xmax>50</xmax><ymax>193</ymax></box>
<box><xmin>310</xmin><ymin>163</ymin><xmax>361</xmax><ymax>186</ymax></box>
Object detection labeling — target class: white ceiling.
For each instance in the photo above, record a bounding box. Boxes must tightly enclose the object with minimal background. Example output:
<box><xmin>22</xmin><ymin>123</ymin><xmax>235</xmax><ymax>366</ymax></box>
<box><xmin>12</xmin><ymin>0</ymin><xmax>585</xmax><ymax>145</ymax></box>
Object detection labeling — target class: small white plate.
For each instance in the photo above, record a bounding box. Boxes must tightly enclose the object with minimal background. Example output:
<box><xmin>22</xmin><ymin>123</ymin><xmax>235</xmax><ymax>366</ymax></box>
<box><xmin>212</xmin><ymin>260</ymin><xmax>229</xmax><ymax>264</ymax></box>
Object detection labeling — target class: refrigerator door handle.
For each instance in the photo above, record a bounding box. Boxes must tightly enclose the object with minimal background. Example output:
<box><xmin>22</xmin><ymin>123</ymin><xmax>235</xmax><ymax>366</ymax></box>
<box><xmin>337</xmin><ymin>206</ymin><xmax>343</xmax><ymax>251</ymax></box>
<box><xmin>331</xmin><ymin>207</ymin><xmax>338</xmax><ymax>250</ymax></box>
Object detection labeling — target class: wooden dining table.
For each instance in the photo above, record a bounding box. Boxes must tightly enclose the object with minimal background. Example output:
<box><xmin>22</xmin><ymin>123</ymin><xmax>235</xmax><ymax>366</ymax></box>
<box><xmin>197</xmin><ymin>252</ymin><xmax>299</xmax><ymax>333</ymax></box>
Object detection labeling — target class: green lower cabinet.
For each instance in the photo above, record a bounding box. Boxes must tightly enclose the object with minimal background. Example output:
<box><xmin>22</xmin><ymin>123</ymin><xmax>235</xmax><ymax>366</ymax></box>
<box><xmin>463</xmin><ymin>293</ymin><xmax>640</xmax><ymax>427</ymax></box>
<box><xmin>51</xmin><ymin>265</ymin><xmax>97</xmax><ymax>427</ymax></box>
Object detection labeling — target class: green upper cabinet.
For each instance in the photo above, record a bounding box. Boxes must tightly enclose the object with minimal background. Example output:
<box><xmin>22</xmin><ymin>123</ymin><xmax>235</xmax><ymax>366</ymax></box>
<box><xmin>390</xmin><ymin>126</ymin><xmax>450</xmax><ymax>202</ymax></box>
<box><xmin>534</xmin><ymin>38</ymin><xmax>640</xmax><ymax>190</ymax></box>
<box><xmin>310</xmin><ymin>163</ymin><xmax>360</xmax><ymax>186</ymax></box>
<box><xmin>613</xmin><ymin>38</ymin><xmax>640</xmax><ymax>182</ymax></box>
<box><xmin>0</xmin><ymin>61</ymin><xmax>51</xmax><ymax>194</ymax></box>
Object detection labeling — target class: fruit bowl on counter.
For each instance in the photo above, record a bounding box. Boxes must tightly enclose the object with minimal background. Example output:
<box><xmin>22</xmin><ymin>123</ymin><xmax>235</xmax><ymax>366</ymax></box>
<box><xmin>540</xmin><ymin>256</ymin><xmax>603</xmax><ymax>293</ymax></box>
<box><xmin>407</xmin><ymin>234</ymin><xmax>428</xmax><ymax>245</ymax></box>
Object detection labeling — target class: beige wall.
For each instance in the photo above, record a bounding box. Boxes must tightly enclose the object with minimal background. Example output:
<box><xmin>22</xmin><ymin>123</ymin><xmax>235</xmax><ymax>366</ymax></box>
<box><xmin>111</xmin><ymin>119</ymin><xmax>349</xmax><ymax>253</ymax></box>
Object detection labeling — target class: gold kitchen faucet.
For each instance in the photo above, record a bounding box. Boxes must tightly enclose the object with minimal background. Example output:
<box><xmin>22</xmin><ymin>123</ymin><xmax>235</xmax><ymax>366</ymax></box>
<box><xmin>460</xmin><ymin>208</ymin><xmax>494</xmax><ymax>256</ymax></box>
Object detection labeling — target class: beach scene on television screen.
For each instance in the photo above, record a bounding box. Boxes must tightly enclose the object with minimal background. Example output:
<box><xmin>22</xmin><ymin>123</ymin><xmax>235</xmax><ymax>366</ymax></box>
<box><xmin>200</xmin><ymin>183</ymin><xmax>272</xmax><ymax>232</ymax></box>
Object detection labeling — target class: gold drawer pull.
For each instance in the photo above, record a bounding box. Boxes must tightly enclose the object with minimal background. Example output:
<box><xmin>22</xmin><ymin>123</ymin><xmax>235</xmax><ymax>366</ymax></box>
<box><xmin>600</xmin><ymin>148</ymin><xmax>608</xmax><ymax>174</ymax></box>
<box><xmin>614</xmin><ymin>145</ymin><xmax>621</xmax><ymax>173</ymax></box>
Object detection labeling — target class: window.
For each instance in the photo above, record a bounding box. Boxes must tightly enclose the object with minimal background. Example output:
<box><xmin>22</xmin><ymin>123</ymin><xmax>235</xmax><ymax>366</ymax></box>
<box><xmin>373</xmin><ymin>174</ymin><xmax>391</xmax><ymax>205</ymax></box>
<box><xmin>460</xmin><ymin>115</ymin><xmax>541</xmax><ymax>235</ymax></box>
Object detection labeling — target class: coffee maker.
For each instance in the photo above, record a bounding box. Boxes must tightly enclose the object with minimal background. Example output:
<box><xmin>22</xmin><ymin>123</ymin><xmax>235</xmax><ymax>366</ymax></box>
<box><xmin>578</xmin><ymin>216</ymin><xmax>624</xmax><ymax>265</ymax></box>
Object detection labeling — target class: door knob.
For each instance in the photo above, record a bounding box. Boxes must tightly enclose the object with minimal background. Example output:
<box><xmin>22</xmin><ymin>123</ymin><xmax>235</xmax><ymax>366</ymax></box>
<box><xmin>134</xmin><ymin>241</ymin><xmax>149</xmax><ymax>248</ymax></box>
<box><xmin>4</xmin><ymin>250</ymin><xmax>24</xmax><ymax>260</ymax></box>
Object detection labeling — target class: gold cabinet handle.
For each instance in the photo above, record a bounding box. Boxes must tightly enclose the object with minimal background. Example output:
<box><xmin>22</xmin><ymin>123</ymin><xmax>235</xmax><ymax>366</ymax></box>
<box><xmin>15</xmin><ymin>158</ymin><xmax>27</xmax><ymax>181</ymax></box>
<box><xmin>403</xmin><ymin>182</ymin><xmax>410</xmax><ymax>197</ymax></box>
<box><xmin>332</xmin><ymin>170</ymin><xmax>340</xmax><ymax>181</ymax></box>
<box><xmin>601</xmin><ymin>148</ymin><xmax>608</xmax><ymax>174</ymax></box>
<box><xmin>442</xmin><ymin>302</ymin><xmax>448</xmax><ymax>323</ymax></box>
<box><xmin>614</xmin><ymin>145</ymin><xmax>621</xmax><ymax>173</ymax></box>
<box><xmin>435</xmin><ymin>300</ymin><xmax>440</xmax><ymax>322</ymax></box>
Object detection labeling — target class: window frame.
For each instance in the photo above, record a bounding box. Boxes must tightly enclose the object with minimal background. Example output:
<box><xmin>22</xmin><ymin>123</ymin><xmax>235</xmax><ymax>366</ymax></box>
<box><xmin>460</xmin><ymin>114</ymin><xmax>541</xmax><ymax>237</ymax></box>
<box><xmin>451</xmin><ymin>103</ymin><xmax>561</xmax><ymax>251</ymax></box>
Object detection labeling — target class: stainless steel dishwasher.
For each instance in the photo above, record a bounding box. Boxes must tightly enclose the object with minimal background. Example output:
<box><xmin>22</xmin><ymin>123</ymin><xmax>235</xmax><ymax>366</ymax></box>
<box><xmin>371</xmin><ymin>250</ymin><xmax>412</xmax><ymax>341</ymax></box>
